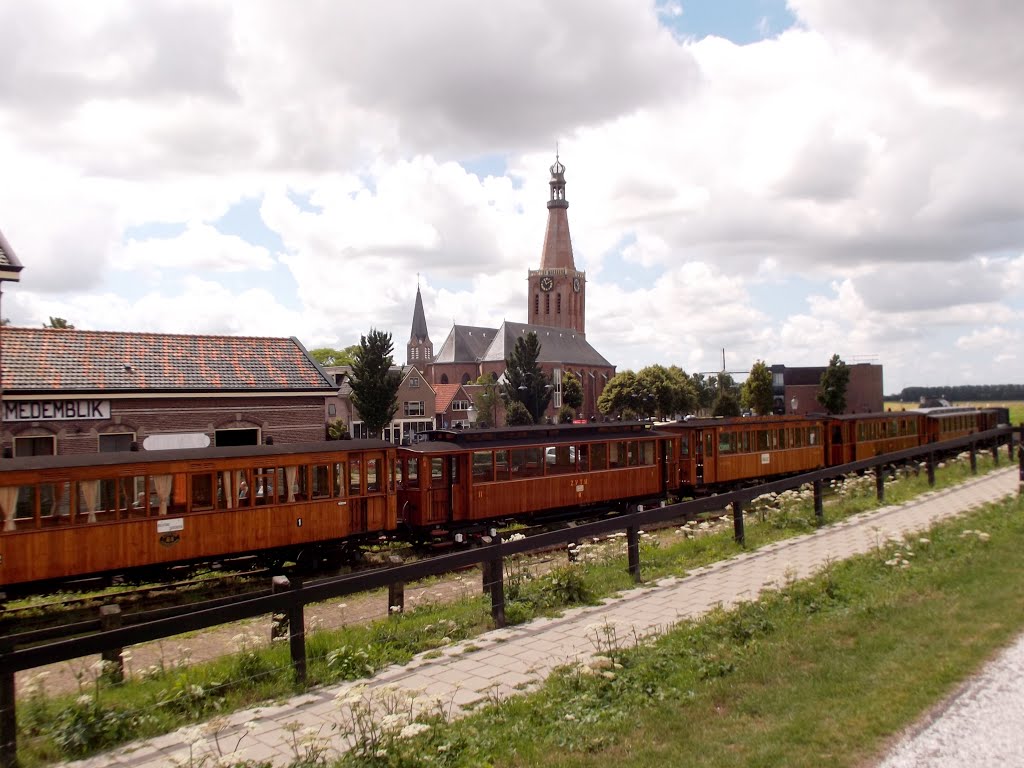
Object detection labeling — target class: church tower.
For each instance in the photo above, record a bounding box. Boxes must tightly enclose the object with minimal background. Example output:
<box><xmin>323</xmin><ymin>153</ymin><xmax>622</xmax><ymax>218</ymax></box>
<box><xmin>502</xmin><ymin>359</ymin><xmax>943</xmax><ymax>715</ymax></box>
<box><xmin>527</xmin><ymin>156</ymin><xmax>586</xmax><ymax>334</ymax></box>
<box><xmin>407</xmin><ymin>283</ymin><xmax>432</xmax><ymax>367</ymax></box>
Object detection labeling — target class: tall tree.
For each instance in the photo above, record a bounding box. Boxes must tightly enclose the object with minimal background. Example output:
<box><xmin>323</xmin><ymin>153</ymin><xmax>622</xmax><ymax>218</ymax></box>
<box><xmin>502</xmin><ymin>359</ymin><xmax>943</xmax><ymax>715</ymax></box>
<box><xmin>711</xmin><ymin>372</ymin><xmax>741</xmax><ymax>417</ymax></box>
<box><xmin>691</xmin><ymin>373</ymin><xmax>714</xmax><ymax>412</ymax></box>
<box><xmin>349</xmin><ymin>329</ymin><xmax>402</xmax><ymax>438</ymax></box>
<box><xmin>502</xmin><ymin>332</ymin><xmax>551</xmax><ymax>423</ymax></box>
<box><xmin>309</xmin><ymin>344</ymin><xmax>359</xmax><ymax>367</ymax></box>
<box><xmin>636</xmin><ymin>365</ymin><xmax>675</xmax><ymax>419</ymax></box>
<box><xmin>741</xmin><ymin>360</ymin><xmax>775</xmax><ymax>415</ymax></box>
<box><xmin>471</xmin><ymin>374</ymin><xmax>501</xmax><ymax>428</ymax></box>
<box><xmin>598</xmin><ymin>370</ymin><xmax>640</xmax><ymax>418</ymax></box>
<box><xmin>505</xmin><ymin>400</ymin><xmax>533</xmax><ymax>426</ymax></box>
<box><xmin>561</xmin><ymin>371</ymin><xmax>583</xmax><ymax>412</ymax></box>
<box><xmin>44</xmin><ymin>317</ymin><xmax>74</xmax><ymax>329</ymax></box>
<box><xmin>817</xmin><ymin>354</ymin><xmax>850</xmax><ymax>414</ymax></box>
<box><xmin>668</xmin><ymin>365</ymin><xmax>698</xmax><ymax>418</ymax></box>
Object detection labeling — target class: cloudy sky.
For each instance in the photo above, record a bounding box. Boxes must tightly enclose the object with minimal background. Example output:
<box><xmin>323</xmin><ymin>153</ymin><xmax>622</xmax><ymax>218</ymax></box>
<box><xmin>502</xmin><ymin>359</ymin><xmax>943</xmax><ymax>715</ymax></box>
<box><xmin>1</xmin><ymin>0</ymin><xmax>1021</xmax><ymax>395</ymax></box>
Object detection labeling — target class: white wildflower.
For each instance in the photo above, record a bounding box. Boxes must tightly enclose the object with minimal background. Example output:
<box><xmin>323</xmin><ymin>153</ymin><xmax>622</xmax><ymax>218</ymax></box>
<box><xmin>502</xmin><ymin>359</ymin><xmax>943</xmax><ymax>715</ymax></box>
<box><xmin>400</xmin><ymin>722</ymin><xmax>431</xmax><ymax>739</ymax></box>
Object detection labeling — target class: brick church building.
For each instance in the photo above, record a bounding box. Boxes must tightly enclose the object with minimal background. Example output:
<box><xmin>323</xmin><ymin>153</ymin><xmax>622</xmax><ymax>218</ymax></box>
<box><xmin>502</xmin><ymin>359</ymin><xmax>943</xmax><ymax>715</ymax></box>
<box><xmin>409</xmin><ymin>157</ymin><xmax>615</xmax><ymax>421</ymax></box>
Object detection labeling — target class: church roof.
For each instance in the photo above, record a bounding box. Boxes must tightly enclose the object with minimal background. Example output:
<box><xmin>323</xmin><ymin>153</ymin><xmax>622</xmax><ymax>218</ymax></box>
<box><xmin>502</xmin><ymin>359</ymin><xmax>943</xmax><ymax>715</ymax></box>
<box><xmin>433</xmin><ymin>325</ymin><xmax>498</xmax><ymax>363</ymax></box>
<box><xmin>481</xmin><ymin>322</ymin><xmax>611</xmax><ymax>368</ymax></box>
<box><xmin>409</xmin><ymin>285</ymin><xmax>429</xmax><ymax>341</ymax></box>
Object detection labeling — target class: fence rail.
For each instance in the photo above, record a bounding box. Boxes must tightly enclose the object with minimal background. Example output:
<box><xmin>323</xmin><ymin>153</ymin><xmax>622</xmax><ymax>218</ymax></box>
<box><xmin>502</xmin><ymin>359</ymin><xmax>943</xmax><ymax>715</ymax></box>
<box><xmin>0</xmin><ymin>424</ymin><xmax>1020</xmax><ymax>766</ymax></box>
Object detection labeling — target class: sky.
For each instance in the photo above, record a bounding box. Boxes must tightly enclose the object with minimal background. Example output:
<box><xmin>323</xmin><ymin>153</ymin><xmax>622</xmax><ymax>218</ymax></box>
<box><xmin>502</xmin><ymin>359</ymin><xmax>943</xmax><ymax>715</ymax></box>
<box><xmin>0</xmin><ymin>0</ymin><xmax>1022</xmax><ymax>396</ymax></box>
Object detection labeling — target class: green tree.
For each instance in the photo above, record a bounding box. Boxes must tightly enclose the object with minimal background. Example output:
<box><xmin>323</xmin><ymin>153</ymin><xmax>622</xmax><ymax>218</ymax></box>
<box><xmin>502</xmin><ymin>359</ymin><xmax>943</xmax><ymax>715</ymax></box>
<box><xmin>471</xmin><ymin>374</ymin><xmax>501</xmax><ymax>428</ymax></box>
<box><xmin>44</xmin><ymin>317</ymin><xmax>74</xmax><ymax>329</ymax></box>
<box><xmin>558</xmin><ymin>404</ymin><xmax>576</xmax><ymax>423</ymax></box>
<box><xmin>668</xmin><ymin>365</ymin><xmax>698</xmax><ymax>418</ymax></box>
<box><xmin>741</xmin><ymin>360</ymin><xmax>775</xmax><ymax>415</ymax></box>
<box><xmin>711</xmin><ymin>372</ymin><xmax>741</xmax><ymax>417</ymax></box>
<box><xmin>502</xmin><ymin>332</ymin><xmax>551</xmax><ymax>423</ymax></box>
<box><xmin>691</xmin><ymin>373</ymin><xmax>714</xmax><ymax>412</ymax></box>
<box><xmin>349</xmin><ymin>329</ymin><xmax>402</xmax><ymax>438</ymax></box>
<box><xmin>326</xmin><ymin>419</ymin><xmax>349</xmax><ymax>440</ymax></box>
<box><xmin>309</xmin><ymin>344</ymin><xmax>359</xmax><ymax>367</ymax></box>
<box><xmin>561</xmin><ymin>371</ymin><xmax>584</xmax><ymax>412</ymax></box>
<box><xmin>817</xmin><ymin>354</ymin><xmax>850</xmax><ymax>414</ymax></box>
<box><xmin>598</xmin><ymin>370</ymin><xmax>640</xmax><ymax>418</ymax></box>
<box><xmin>505</xmin><ymin>400</ymin><xmax>533</xmax><ymax>426</ymax></box>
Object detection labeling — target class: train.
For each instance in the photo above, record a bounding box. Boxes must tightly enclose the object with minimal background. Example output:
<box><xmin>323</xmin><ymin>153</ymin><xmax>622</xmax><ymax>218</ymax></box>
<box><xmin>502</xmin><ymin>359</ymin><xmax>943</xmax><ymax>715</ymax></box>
<box><xmin>0</xmin><ymin>406</ymin><xmax>1009</xmax><ymax>593</ymax></box>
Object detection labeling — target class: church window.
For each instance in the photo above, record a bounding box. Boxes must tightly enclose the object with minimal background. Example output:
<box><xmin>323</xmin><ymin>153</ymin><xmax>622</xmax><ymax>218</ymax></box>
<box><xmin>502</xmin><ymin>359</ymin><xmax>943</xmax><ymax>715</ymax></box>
<box><xmin>557</xmin><ymin>294</ymin><xmax>561</xmax><ymax>314</ymax></box>
<box><xmin>534</xmin><ymin>294</ymin><xmax>539</xmax><ymax>316</ymax></box>
<box><xmin>545</xmin><ymin>294</ymin><xmax>550</xmax><ymax>314</ymax></box>
<box><xmin>440</xmin><ymin>374</ymin><xmax>449</xmax><ymax>384</ymax></box>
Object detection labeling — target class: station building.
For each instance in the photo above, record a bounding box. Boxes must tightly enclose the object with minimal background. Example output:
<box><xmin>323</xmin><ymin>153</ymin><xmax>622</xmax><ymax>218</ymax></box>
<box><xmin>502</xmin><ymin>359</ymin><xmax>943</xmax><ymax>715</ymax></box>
<box><xmin>0</xmin><ymin>328</ymin><xmax>337</xmax><ymax>456</ymax></box>
<box><xmin>771</xmin><ymin>363</ymin><xmax>884</xmax><ymax>415</ymax></box>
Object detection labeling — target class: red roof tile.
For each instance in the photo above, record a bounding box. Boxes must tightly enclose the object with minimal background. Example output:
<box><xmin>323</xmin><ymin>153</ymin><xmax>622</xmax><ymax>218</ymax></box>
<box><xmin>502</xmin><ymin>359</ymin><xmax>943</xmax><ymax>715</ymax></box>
<box><xmin>433</xmin><ymin>383</ymin><xmax>464</xmax><ymax>413</ymax></box>
<box><xmin>0</xmin><ymin>328</ymin><xmax>335</xmax><ymax>393</ymax></box>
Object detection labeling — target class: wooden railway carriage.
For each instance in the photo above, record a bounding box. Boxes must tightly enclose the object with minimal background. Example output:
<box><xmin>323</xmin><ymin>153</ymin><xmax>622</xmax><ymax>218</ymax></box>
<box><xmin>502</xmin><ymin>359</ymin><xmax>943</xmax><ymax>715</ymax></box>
<box><xmin>827</xmin><ymin>412</ymin><xmax>921</xmax><ymax>464</ymax></box>
<box><xmin>657</xmin><ymin>416</ymin><xmax>826</xmax><ymax>491</ymax></box>
<box><xmin>0</xmin><ymin>439</ymin><xmax>397</xmax><ymax>590</ymax></box>
<box><xmin>917</xmin><ymin>407</ymin><xmax>999</xmax><ymax>444</ymax></box>
<box><xmin>396</xmin><ymin>423</ymin><xmax>671</xmax><ymax>532</ymax></box>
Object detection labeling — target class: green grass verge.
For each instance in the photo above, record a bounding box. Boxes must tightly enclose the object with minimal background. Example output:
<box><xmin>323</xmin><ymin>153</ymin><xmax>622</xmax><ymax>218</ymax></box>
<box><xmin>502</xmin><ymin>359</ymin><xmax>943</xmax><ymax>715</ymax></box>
<box><xmin>363</xmin><ymin>492</ymin><xmax>1024</xmax><ymax>768</ymax></box>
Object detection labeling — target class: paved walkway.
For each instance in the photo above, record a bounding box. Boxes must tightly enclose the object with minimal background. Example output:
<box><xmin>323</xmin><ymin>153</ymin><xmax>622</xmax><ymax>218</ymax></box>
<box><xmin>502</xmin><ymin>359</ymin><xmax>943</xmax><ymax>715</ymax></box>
<box><xmin>59</xmin><ymin>468</ymin><xmax>1020</xmax><ymax>767</ymax></box>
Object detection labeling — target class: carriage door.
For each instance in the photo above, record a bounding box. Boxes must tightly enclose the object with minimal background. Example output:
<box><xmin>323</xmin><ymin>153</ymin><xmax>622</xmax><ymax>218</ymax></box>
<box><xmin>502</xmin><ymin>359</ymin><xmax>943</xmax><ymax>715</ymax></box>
<box><xmin>695</xmin><ymin>430</ymin><xmax>705</xmax><ymax>484</ymax></box>
<box><xmin>830</xmin><ymin>424</ymin><xmax>844</xmax><ymax>466</ymax></box>
<box><xmin>426</xmin><ymin>456</ymin><xmax>451</xmax><ymax>524</ymax></box>
<box><xmin>449</xmin><ymin>454</ymin><xmax>468</xmax><ymax>522</ymax></box>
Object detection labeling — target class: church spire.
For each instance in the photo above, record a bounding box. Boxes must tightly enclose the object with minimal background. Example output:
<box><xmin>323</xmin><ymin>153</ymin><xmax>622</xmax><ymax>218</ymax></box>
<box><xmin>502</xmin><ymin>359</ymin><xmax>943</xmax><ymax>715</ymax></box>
<box><xmin>407</xmin><ymin>283</ymin><xmax>432</xmax><ymax>366</ymax></box>
<box><xmin>539</xmin><ymin>155</ymin><xmax>575</xmax><ymax>270</ymax></box>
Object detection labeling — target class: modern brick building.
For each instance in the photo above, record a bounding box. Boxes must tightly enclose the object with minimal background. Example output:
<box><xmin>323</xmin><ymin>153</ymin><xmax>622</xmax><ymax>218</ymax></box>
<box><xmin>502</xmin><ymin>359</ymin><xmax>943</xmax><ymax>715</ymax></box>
<box><xmin>0</xmin><ymin>328</ymin><xmax>337</xmax><ymax>456</ymax></box>
<box><xmin>771</xmin><ymin>363</ymin><xmax>884</xmax><ymax>415</ymax></box>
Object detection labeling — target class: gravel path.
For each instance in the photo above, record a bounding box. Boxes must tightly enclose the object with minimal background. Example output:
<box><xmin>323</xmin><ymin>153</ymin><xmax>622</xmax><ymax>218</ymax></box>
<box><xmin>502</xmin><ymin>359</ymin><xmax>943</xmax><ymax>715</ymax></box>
<box><xmin>877</xmin><ymin>632</ymin><xmax>1024</xmax><ymax>767</ymax></box>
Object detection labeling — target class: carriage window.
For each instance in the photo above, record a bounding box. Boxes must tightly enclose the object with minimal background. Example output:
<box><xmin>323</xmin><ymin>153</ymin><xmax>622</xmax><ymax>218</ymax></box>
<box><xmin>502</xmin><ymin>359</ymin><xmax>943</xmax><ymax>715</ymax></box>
<box><xmin>350</xmin><ymin>460</ymin><xmax>362</xmax><ymax>496</ymax></box>
<box><xmin>590</xmin><ymin>442</ymin><xmax>608</xmax><ymax>470</ymax></box>
<box><xmin>679</xmin><ymin>436</ymin><xmax>689</xmax><ymax>457</ymax></box>
<box><xmin>191</xmin><ymin>474</ymin><xmax>215</xmax><ymax>511</ymax></box>
<box><xmin>312</xmin><ymin>464</ymin><xmax>331</xmax><ymax>499</ymax></box>
<box><xmin>665</xmin><ymin>440</ymin><xmax>674</xmax><ymax>460</ymax></box>
<box><xmin>627</xmin><ymin>442</ymin><xmax>640</xmax><ymax>467</ymax></box>
<box><xmin>577</xmin><ymin>444</ymin><xmax>590</xmax><ymax>472</ymax></box>
<box><xmin>809</xmin><ymin>427</ymin><xmax>819</xmax><ymax>445</ymax></box>
<box><xmin>14</xmin><ymin>486</ymin><xmax>36</xmax><ymax>527</ymax></box>
<box><xmin>719</xmin><ymin>433</ymin><xmax>735</xmax><ymax>454</ymax></box>
<box><xmin>741</xmin><ymin>431</ymin><xmax>751</xmax><ymax>452</ymax></box>
<box><xmin>404</xmin><ymin>458</ymin><xmax>419</xmax><ymax>488</ymax></box>
<box><xmin>545</xmin><ymin>445</ymin><xmax>576</xmax><ymax>475</ymax></box>
<box><xmin>756</xmin><ymin>430</ymin><xmax>769</xmax><ymax>451</ymax></box>
<box><xmin>254</xmin><ymin>469</ymin><xmax>278</xmax><ymax>504</ymax></box>
<box><xmin>776</xmin><ymin>429</ymin><xmax>787</xmax><ymax>449</ymax></box>
<box><xmin>365</xmin><ymin>458</ymin><xmax>380</xmax><ymax>493</ymax></box>
<box><xmin>494</xmin><ymin>450</ymin><xmax>510</xmax><ymax>481</ymax></box>
<box><xmin>640</xmin><ymin>441</ymin><xmax>655</xmax><ymax>465</ymax></box>
<box><xmin>473</xmin><ymin>451</ymin><xmax>494</xmax><ymax>483</ymax></box>
<box><xmin>39</xmin><ymin>481</ymin><xmax>72</xmax><ymax>526</ymax></box>
<box><xmin>705</xmin><ymin>433</ymin><xmax>714</xmax><ymax>456</ymax></box>
<box><xmin>511</xmin><ymin>448</ymin><xmax>543</xmax><ymax>478</ymax></box>
<box><xmin>430</xmin><ymin>457</ymin><xmax>446</xmax><ymax>487</ymax></box>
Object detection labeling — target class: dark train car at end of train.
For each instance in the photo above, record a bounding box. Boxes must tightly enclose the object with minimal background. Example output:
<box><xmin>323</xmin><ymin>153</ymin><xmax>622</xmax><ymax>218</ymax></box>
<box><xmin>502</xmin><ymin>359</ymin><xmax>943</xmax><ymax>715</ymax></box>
<box><xmin>0</xmin><ymin>439</ymin><xmax>398</xmax><ymax>592</ymax></box>
<box><xmin>655</xmin><ymin>415</ymin><xmax>826</xmax><ymax>493</ymax></box>
<box><xmin>395</xmin><ymin>422</ymin><xmax>673</xmax><ymax>539</ymax></box>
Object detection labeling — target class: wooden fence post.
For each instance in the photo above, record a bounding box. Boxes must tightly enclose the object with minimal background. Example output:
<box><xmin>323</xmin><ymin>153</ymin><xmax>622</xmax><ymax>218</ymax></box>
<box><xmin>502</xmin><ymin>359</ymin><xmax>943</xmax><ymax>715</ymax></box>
<box><xmin>99</xmin><ymin>604</ymin><xmax>124</xmax><ymax>684</ymax></box>
<box><xmin>0</xmin><ymin>640</ymin><xmax>15</xmax><ymax>768</ymax></box>
<box><xmin>927</xmin><ymin>452</ymin><xmax>936</xmax><ymax>487</ymax></box>
<box><xmin>488</xmin><ymin>538</ymin><xmax>505</xmax><ymax>628</ymax></box>
<box><xmin>626</xmin><ymin>525</ymin><xmax>641</xmax><ymax>583</ymax></box>
<box><xmin>813</xmin><ymin>479</ymin><xmax>824</xmax><ymax>523</ymax></box>
<box><xmin>287</xmin><ymin>576</ymin><xmax>306</xmax><ymax>684</ymax></box>
<box><xmin>388</xmin><ymin>582</ymin><xmax>405</xmax><ymax>615</ymax></box>
<box><xmin>875</xmin><ymin>464</ymin><xmax>885</xmax><ymax>503</ymax></box>
<box><xmin>992</xmin><ymin>441</ymin><xmax>1000</xmax><ymax>466</ymax></box>
<box><xmin>732</xmin><ymin>500</ymin><xmax>745</xmax><ymax>547</ymax></box>
<box><xmin>270</xmin><ymin>576</ymin><xmax>290</xmax><ymax>643</ymax></box>
<box><xmin>969</xmin><ymin>442</ymin><xmax>977</xmax><ymax>474</ymax></box>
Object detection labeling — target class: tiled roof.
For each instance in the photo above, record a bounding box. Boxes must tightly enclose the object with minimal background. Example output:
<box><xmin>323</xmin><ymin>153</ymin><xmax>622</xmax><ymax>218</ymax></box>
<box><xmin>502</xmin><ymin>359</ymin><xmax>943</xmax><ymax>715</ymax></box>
<box><xmin>481</xmin><ymin>322</ymin><xmax>612</xmax><ymax>368</ymax></box>
<box><xmin>0</xmin><ymin>328</ymin><xmax>336</xmax><ymax>393</ymax></box>
<box><xmin>432</xmin><ymin>325</ymin><xmax>497</xmax><ymax>363</ymax></box>
<box><xmin>433</xmin><ymin>383</ymin><xmax>465</xmax><ymax>413</ymax></box>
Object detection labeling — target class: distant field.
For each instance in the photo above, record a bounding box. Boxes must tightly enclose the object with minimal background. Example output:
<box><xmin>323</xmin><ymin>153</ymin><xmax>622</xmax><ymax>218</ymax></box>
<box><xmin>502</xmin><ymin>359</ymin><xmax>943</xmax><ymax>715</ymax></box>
<box><xmin>884</xmin><ymin>400</ymin><xmax>1024</xmax><ymax>425</ymax></box>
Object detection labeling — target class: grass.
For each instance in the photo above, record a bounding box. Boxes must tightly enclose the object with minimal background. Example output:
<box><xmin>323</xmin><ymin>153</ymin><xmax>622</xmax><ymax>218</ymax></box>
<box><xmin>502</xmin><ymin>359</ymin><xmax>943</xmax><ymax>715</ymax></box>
<box><xmin>13</xmin><ymin>452</ymin><xmax>1017</xmax><ymax>766</ymax></box>
<box><xmin>379</xmin><ymin>493</ymin><xmax>1024</xmax><ymax>768</ymax></box>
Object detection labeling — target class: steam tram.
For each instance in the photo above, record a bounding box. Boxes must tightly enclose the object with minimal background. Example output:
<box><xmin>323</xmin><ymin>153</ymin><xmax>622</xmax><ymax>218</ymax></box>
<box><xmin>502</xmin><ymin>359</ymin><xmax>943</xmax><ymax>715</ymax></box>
<box><xmin>0</xmin><ymin>408</ymin><xmax>1007</xmax><ymax>592</ymax></box>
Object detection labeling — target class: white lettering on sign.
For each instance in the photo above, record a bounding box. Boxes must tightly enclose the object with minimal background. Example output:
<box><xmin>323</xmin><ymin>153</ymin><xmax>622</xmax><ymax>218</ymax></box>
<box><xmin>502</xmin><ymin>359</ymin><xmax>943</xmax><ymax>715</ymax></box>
<box><xmin>157</xmin><ymin>518</ymin><xmax>184</xmax><ymax>533</ymax></box>
<box><xmin>3</xmin><ymin>399</ymin><xmax>111</xmax><ymax>422</ymax></box>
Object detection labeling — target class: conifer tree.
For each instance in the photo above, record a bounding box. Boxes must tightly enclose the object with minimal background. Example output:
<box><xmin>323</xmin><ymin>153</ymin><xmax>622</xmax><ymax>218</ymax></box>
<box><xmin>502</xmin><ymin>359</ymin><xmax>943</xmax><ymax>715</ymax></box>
<box><xmin>502</xmin><ymin>332</ymin><xmax>551</xmax><ymax>423</ymax></box>
<box><xmin>349</xmin><ymin>329</ymin><xmax>402</xmax><ymax>437</ymax></box>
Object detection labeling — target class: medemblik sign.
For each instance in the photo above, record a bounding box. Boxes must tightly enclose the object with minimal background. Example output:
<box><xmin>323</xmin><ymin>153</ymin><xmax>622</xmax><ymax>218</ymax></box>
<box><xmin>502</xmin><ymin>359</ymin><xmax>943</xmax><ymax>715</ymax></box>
<box><xmin>2</xmin><ymin>399</ymin><xmax>111</xmax><ymax>422</ymax></box>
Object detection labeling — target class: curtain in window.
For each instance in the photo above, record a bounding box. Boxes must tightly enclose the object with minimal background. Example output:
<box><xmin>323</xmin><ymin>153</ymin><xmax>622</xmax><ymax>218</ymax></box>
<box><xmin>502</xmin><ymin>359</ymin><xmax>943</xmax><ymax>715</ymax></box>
<box><xmin>153</xmin><ymin>475</ymin><xmax>173</xmax><ymax>516</ymax></box>
<box><xmin>285</xmin><ymin>466</ymin><xmax>297</xmax><ymax>503</ymax></box>
<box><xmin>79</xmin><ymin>480</ymin><xmax>100</xmax><ymax>523</ymax></box>
<box><xmin>221</xmin><ymin>471</ymin><xmax>234</xmax><ymax>509</ymax></box>
<box><xmin>0</xmin><ymin>487</ymin><xmax>18</xmax><ymax>531</ymax></box>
